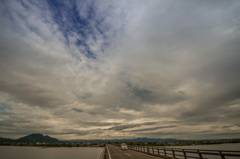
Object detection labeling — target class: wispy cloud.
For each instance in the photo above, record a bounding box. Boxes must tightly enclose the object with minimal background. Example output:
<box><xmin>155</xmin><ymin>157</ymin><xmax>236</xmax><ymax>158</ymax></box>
<box><xmin>0</xmin><ymin>0</ymin><xmax>240</xmax><ymax>140</ymax></box>
<box><xmin>107</xmin><ymin>122</ymin><xmax>157</xmax><ymax>131</ymax></box>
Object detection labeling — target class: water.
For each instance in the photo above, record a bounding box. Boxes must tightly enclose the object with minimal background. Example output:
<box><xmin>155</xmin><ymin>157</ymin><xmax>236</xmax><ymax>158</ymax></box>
<box><xmin>0</xmin><ymin>146</ymin><xmax>104</xmax><ymax>159</ymax></box>
<box><xmin>167</xmin><ymin>143</ymin><xmax>240</xmax><ymax>151</ymax></box>
<box><xmin>166</xmin><ymin>143</ymin><xmax>240</xmax><ymax>159</ymax></box>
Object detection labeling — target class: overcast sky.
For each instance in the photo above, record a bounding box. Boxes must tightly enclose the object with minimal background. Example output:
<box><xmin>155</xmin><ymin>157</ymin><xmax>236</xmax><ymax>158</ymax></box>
<box><xmin>0</xmin><ymin>0</ymin><xmax>240</xmax><ymax>140</ymax></box>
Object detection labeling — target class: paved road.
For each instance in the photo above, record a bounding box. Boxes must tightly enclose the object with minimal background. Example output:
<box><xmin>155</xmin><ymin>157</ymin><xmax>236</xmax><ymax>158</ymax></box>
<box><xmin>106</xmin><ymin>144</ymin><xmax>162</xmax><ymax>159</ymax></box>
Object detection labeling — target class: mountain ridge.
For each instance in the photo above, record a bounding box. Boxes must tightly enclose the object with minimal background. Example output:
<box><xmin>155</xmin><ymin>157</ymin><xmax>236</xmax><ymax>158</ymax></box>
<box><xmin>0</xmin><ymin>133</ymin><xmax>59</xmax><ymax>143</ymax></box>
<box><xmin>1</xmin><ymin>134</ymin><xmax>239</xmax><ymax>144</ymax></box>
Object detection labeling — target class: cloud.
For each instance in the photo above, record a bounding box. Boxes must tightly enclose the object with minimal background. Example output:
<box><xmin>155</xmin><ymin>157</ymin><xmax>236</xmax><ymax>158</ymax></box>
<box><xmin>129</xmin><ymin>126</ymin><xmax>177</xmax><ymax>132</ymax></box>
<box><xmin>107</xmin><ymin>122</ymin><xmax>157</xmax><ymax>131</ymax></box>
<box><xmin>0</xmin><ymin>0</ymin><xmax>240</xmax><ymax>140</ymax></box>
<box><xmin>71</xmin><ymin>108</ymin><xmax>83</xmax><ymax>113</ymax></box>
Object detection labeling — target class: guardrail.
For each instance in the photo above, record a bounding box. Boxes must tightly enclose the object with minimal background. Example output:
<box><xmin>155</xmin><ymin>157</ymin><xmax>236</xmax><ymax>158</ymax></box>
<box><xmin>129</xmin><ymin>145</ymin><xmax>240</xmax><ymax>159</ymax></box>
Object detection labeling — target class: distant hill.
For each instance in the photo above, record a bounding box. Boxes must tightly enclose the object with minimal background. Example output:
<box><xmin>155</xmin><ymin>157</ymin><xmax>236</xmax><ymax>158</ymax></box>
<box><xmin>1</xmin><ymin>135</ymin><xmax>183</xmax><ymax>144</ymax></box>
<box><xmin>0</xmin><ymin>133</ymin><xmax>59</xmax><ymax>143</ymax></box>
<box><xmin>2</xmin><ymin>134</ymin><xmax>239</xmax><ymax>144</ymax></box>
<box><xmin>0</xmin><ymin>137</ymin><xmax>15</xmax><ymax>142</ymax></box>
<box><xmin>16</xmin><ymin>133</ymin><xmax>59</xmax><ymax>143</ymax></box>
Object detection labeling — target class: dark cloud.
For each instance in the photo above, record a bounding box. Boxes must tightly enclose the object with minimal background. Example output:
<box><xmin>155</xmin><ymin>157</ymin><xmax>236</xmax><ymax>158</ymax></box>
<box><xmin>80</xmin><ymin>121</ymin><xmax>121</xmax><ymax>127</ymax></box>
<box><xmin>129</xmin><ymin>126</ymin><xmax>177</xmax><ymax>132</ymax></box>
<box><xmin>71</xmin><ymin>108</ymin><xmax>83</xmax><ymax>113</ymax></box>
<box><xmin>132</xmin><ymin>87</ymin><xmax>155</xmax><ymax>102</ymax></box>
<box><xmin>107</xmin><ymin>122</ymin><xmax>157</xmax><ymax>131</ymax></box>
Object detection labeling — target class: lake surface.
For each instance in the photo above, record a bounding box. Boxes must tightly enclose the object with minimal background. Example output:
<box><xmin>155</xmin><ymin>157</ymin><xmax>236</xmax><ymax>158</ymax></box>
<box><xmin>167</xmin><ymin>143</ymin><xmax>240</xmax><ymax>151</ymax></box>
<box><xmin>0</xmin><ymin>146</ymin><xmax>104</xmax><ymax>159</ymax></box>
<box><xmin>166</xmin><ymin>143</ymin><xmax>240</xmax><ymax>159</ymax></box>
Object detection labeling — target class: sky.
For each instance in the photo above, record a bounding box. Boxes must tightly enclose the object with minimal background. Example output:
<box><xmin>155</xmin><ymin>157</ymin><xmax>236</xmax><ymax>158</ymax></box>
<box><xmin>0</xmin><ymin>0</ymin><xmax>240</xmax><ymax>140</ymax></box>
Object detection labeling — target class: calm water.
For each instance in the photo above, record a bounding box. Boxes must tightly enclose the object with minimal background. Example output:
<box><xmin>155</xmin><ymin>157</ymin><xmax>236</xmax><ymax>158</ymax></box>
<box><xmin>167</xmin><ymin>143</ymin><xmax>240</xmax><ymax>151</ymax></box>
<box><xmin>0</xmin><ymin>146</ymin><xmax>104</xmax><ymax>159</ymax></box>
<box><xmin>166</xmin><ymin>143</ymin><xmax>240</xmax><ymax>159</ymax></box>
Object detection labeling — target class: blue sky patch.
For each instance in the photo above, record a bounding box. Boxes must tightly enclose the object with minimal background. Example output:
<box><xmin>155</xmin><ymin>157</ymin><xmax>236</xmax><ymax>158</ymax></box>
<box><xmin>46</xmin><ymin>0</ymin><xmax>103</xmax><ymax>59</ymax></box>
<box><xmin>0</xmin><ymin>103</ymin><xmax>12</xmax><ymax>112</ymax></box>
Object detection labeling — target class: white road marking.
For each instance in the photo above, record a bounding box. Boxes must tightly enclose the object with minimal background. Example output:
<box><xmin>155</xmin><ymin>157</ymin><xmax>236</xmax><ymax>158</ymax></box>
<box><xmin>107</xmin><ymin>145</ymin><xmax>112</xmax><ymax>159</ymax></box>
<box><xmin>124</xmin><ymin>153</ymin><xmax>131</xmax><ymax>156</ymax></box>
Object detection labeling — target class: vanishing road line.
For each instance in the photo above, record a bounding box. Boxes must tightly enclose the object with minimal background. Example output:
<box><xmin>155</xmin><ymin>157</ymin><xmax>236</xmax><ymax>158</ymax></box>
<box><xmin>107</xmin><ymin>145</ymin><xmax>112</xmax><ymax>159</ymax></box>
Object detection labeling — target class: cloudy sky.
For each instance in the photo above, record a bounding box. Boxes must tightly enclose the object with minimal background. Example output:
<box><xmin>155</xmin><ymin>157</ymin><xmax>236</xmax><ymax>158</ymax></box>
<box><xmin>0</xmin><ymin>0</ymin><xmax>240</xmax><ymax>140</ymax></box>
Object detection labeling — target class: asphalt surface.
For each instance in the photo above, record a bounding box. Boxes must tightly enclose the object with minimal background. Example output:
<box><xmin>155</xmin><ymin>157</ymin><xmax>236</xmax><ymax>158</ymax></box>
<box><xmin>106</xmin><ymin>144</ymin><xmax>162</xmax><ymax>159</ymax></box>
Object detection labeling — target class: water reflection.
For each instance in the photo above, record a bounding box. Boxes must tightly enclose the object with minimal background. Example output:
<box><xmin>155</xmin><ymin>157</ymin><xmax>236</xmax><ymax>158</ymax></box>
<box><xmin>0</xmin><ymin>146</ymin><xmax>104</xmax><ymax>159</ymax></box>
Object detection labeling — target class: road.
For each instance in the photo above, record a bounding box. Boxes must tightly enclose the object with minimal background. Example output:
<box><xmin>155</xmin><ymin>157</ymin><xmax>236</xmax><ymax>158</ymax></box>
<box><xmin>106</xmin><ymin>144</ymin><xmax>162</xmax><ymax>159</ymax></box>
